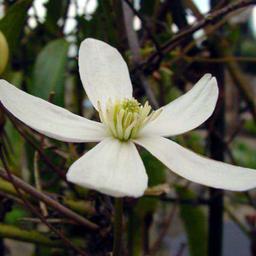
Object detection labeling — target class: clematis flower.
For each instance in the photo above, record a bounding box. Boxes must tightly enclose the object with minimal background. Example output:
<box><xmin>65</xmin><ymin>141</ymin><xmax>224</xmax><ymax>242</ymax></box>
<box><xmin>1</xmin><ymin>38</ymin><xmax>256</xmax><ymax>198</ymax></box>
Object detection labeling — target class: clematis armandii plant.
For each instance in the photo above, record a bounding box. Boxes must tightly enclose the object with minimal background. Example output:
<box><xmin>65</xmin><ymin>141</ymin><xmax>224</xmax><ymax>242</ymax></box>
<box><xmin>1</xmin><ymin>38</ymin><xmax>256</xmax><ymax>198</ymax></box>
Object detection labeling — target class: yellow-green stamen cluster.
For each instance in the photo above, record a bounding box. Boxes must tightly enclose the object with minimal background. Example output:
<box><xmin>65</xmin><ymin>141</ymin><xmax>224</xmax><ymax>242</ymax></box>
<box><xmin>98</xmin><ymin>98</ymin><xmax>161</xmax><ymax>141</ymax></box>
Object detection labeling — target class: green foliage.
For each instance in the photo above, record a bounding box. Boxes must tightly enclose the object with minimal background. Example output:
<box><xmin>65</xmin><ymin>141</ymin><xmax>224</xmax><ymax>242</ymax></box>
<box><xmin>176</xmin><ymin>132</ymin><xmax>205</xmax><ymax>155</ymax></box>
<box><xmin>244</xmin><ymin>120</ymin><xmax>256</xmax><ymax>136</ymax></box>
<box><xmin>30</xmin><ymin>39</ymin><xmax>69</xmax><ymax>106</ymax></box>
<box><xmin>232</xmin><ymin>140</ymin><xmax>256</xmax><ymax>169</ymax></box>
<box><xmin>142</xmin><ymin>150</ymin><xmax>166</xmax><ymax>187</ymax></box>
<box><xmin>5</xmin><ymin>120</ymin><xmax>24</xmax><ymax>170</ymax></box>
<box><xmin>0</xmin><ymin>0</ymin><xmax>255</xmax><ymax>255</ymax></box>
<box><xmin>0</xmin><ymin>0</ymin><xmax>32</xmax><ymax>51</ymax></box>
<box><xmin>176</xmin><ymin>186</ymin><xmax>208</xmax><ymax>256</ymax></box>
<box><xmin>4</xmin><ymin>207</ymin><xmax>28</xmax><ymax>225</ymax></box>
<box><xmin>4</xmin><ymin>72</ymin><xmax>24</xmax><ymax>170</ymax></box>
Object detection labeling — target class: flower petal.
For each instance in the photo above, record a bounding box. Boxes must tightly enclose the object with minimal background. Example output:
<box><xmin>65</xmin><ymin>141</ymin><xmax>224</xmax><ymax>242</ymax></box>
<box><xmin>141</xmin><ymin>74</ymin><xmax>218</xmax><ymax>137</ymax></box>
<box><xmin>67</xmin><ymin>137</ymin><xmax>148</xmax><ymax>197</ymax></box>
<box><xmin>0</xmin><ymin>80</ymin><xmax>107</xmax><ymax>142</ymax></box>
<box><xmin>78</xmin><ymin>38</ymin><xmax>133</xmax><ymax>110</ymax></box>
<box><xmin>135</xmin><ymin>136</ymin><xmax>256</xmax><ymax>191</ymax></box>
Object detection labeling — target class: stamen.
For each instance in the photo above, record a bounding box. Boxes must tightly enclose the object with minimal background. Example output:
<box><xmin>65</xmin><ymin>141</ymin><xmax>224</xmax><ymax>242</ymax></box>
<box><xmin>98</xmin><ymin>98</ymin><xmax>160</xmax><ymax>141</ymax></box>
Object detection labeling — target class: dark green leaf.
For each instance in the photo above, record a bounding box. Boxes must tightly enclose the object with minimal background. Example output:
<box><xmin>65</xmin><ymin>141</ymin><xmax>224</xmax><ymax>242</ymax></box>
<box><xmin>31</xmin><ymin>39</ymin><xmax>69</xmax><ymax>106</ymax></box>
<box><xmin>4</xmin><ymin>207</ymin><xmax>28</xmax><ymax>225</ymax></box>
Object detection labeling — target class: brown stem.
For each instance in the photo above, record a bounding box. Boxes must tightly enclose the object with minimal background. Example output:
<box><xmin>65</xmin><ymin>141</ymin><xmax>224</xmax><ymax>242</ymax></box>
<box><xmin>0</xmin><ymin>169</ymin><xmax>99</xmax><ymax>231</ymax></box>
<box><xmin>122</xmin><ymin>0</ymin><xmax>159</xmax><ymax>109</ymax></box>
<box><xmin>135</xmin><ymin>0</ymin><xmax>256</xmax><ymax>74</ymax></box>
<box><xmin>0</xmin><ymin>156</ymin><xmax>88</xmax><ymax>256</ymax></box>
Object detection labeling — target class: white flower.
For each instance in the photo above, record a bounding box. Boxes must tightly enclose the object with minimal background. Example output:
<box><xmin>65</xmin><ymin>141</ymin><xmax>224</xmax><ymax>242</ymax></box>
<box><xmin>1</xmin><ymin>38</ymin><xmax>256</xmax><ymax>198</ymax></box>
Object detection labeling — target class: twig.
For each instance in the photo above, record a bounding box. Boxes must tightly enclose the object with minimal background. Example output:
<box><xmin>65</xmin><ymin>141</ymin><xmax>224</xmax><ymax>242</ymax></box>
<box><xmin>122</xmin><ymin>0</ymin><xmax>159</xmax><ymax>109</ymax></box>
<box><xmin>0</xmin><ymin>169</ymin><xmax>99</xmax><ymax>231</ymax></box>
<box><xmin>185</xmin><ymin>0</ymin><xmax>256</xmax><ymax>121</ymax></box>
<box><xmin>0</xmin><ymin>223</ymin><xmax>68</xmax><ymax>247</ymax></box>
<box><xmin>122</xmin><ymin>0</ymin><xmax>162</xmax><ymax>54</ymax></box>
<box><xmin>34</xmin><ymin>151</ymin><xmax>48</xmax><ymax>216</ymax></box>
<box><xmin>0</xmin><ymin>156</ymin><xmax>88</xmax><ymax>256</ymax></box>
<box><xmin>5</xmin><ymin>110</ymin><xmax>66</xmax><ymax>180</ymax></box>
<box><xmin>183</xmin><ymin>55</ymin><xmax>256</xmax><ymax>63</ymax></box>
<box><xmin>135</xmin><ymin>0</ymin><xmax>256</xmax><ymax>74</ymax></box>
<box><xmin>224</xmin><ymin>205</ymin><xmax>250</xmax><ymax>237</ymax></box>
<box><xmin>225</xmin><ymin>54</ymin><xmax>256</xmax><ymax>121</ymax></box>
<box><xmin>149</xmin><ymin>204</ymin><xmax>178</xmax><ymax>255</ymax></box>
<box><xmin>20</xmin><ymin>217</ymin><xmax>75</xmax><ymax>224</ymax></box>
<box><xmin>0</xmin><ymin>177</ymin><xmax>95</xmax><ymax>215</ymax></box>
<box><xmin>158</xmin><ymin>195</ymin><xmax>209</xmax><ymax>205</ymax></box>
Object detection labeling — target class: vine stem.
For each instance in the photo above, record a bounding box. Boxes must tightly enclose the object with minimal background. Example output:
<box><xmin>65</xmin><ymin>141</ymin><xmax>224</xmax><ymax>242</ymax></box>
<box><xmin>113</xmin><ymin>198</ymin><xmax>123</xmax><ymax>256</ymax></box>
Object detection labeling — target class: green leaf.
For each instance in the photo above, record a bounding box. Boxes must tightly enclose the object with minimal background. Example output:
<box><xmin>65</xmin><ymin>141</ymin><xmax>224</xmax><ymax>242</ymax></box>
<box><xmin>4</xmin><ymin>72</ymin><xmax>24</xmax><ymax>170</ymax></box>
<box><xmin>244</xmin><ymin>120</ymin><xmax>256</xmax><ymax>136</ymax></box>
<box><xmin>0</xmin><ymin>0</ymin><xmax>32</xmax><ymax>50</ymax></box>
<box><xmin>232</xmin><ymin>140</ymin><xmax>256</xmax><ymax>169</ymax></box>
<box><xmin>31</xmin><ymin>39</ymin><xmax>69</xmax><ymax>106</ymax></box>
<box><xmin>141</xmin><ymin>150</ymin><xmax>166</xmax><ymax>187</ymax></box>
<box><xmin>135</xmin><ymin>151</ymin><xmax>166</xmax><ymax>217</ymax></box>
<box><xmin>176</xmin><ymin>186</ymin><xmax>208</xmax><ymax>256</ymax></box>
<box><xmin>4</xmin><ymin>207</ymin><xmax>28</xmax><ymax>225</ymax></box>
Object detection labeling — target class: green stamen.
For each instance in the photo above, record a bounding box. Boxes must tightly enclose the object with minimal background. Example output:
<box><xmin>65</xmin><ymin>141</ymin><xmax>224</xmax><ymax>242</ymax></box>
<box><xmin>98</xmin><ymin>98</ymin><xmax>162</xmax><ymax>141</ymax></box>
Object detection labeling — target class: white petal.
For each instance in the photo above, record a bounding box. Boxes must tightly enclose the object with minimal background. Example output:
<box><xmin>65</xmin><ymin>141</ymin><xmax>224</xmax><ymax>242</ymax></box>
<box><xmin>78</xmin><ymin>38</ymin><xmax>133</xmax><ymax>110</ymax></box>
<box><xmin>67</xmin><ymin>137</ymin><xmax>148</xmax><ymax>197</ymax></box>
<box><xmin>141</xmin><ymin>74</ymin><xmax>218</xmax><ymax>137</ymax></box>
<box><xmin>135</xmin><ymin>136</ymin><xmax>256</xmax><ymax>191</ymax></box>
<box><xmin>0</xmin><ymin>80</ymin><xmax>107</xmax><ymax>142</ymax></box>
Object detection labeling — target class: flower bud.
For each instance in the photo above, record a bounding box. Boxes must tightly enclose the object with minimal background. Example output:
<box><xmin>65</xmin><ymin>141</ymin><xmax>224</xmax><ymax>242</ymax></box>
<box><xmin>0</xmin><ymin>31</ymin><xmax>9</xmax><ymax>75</ymax></box>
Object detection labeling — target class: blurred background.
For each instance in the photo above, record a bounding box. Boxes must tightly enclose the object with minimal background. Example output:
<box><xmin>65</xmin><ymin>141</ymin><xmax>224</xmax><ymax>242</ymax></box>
<box><xmin>0</xmin><ymin>0</ymin><xmax>256</xmax><ymax>255</ymax></box>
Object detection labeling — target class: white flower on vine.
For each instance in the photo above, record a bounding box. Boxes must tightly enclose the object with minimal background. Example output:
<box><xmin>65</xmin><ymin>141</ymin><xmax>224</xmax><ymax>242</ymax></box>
<box><xmin>1</xmin><ymin>38</ymin><xmax>256</xmax><ymax>197</ymax></box>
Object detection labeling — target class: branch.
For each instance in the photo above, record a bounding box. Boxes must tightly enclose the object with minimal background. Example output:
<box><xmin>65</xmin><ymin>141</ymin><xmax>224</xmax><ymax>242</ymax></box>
<box><xmin>0</xmin><ymin>157</ymin><xmax>88</xmax><ymax>255</ymax></box>
<box><xmin>0</xmin><ymin>223</ymin><xmax>82</xmax><ymax>247</ymax></box>
<box><xmin>184</xmin><ymin>0</ymin><xmax>256</xmax><ymax>121</ymax></box>
<box><xmin>122</xmin><ymin>0</ymin><xmax>162</xmax><ymax>54</ymax></box>
<box><xmin>0</xmin><ymin>169</ymin><xmax>99</xmax><ymax>231</ymax></box>
<box><xmin>183</xmin><ymin>55</ymin><xmax>256</xmax><ymax>63</ymax></box>
<box><xmin>0</xmin><ymin>178</ymin><xmax>95</xmax><ymax>215</ymax></box>
<box><xmin>149</xmin><ymin>205</ymin><xmax>178</xmax><ymax>254</ymax></box>
<box><xmin>122</xmin><ymin>0</ymin><xmax>159</xmax><ymax>108</ymax></box>
<box><xmin>225</xmin><ymin>55</ymin><xmax>256</xmax><ymax>121</ymax></box>
<box><xmin>135</xmin><ymin>0</ymin><xmax>256</xmax><ymax>74</ymax></box>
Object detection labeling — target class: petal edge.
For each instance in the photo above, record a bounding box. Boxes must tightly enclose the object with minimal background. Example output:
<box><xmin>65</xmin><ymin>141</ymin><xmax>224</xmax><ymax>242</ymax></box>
<box><xmin>135</xmin><ymin>136</ymin><xmax>256</xmax><ymax>191</ymax></box>
<box><xmin>67</xmin><ymin>138</ymin><xmax>148</xmax><ymax>197</ymax></box>
<box><xmin>141</xmin><ymin>74</ymin><xmax>218</xmax><ymax>137</ymax></box>
<box><xmin>0</xmin><ymin>80</ymin><xmax>107</xmax><ymax>142</ymax></box>
<box><xmin>79</xmin><ymin>38</ymin><xmax>133</xmax><ymax>110</ymax></box>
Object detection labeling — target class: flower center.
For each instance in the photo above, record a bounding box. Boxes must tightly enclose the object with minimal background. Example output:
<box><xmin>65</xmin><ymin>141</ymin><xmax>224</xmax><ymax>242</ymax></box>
<box><xmin>98</xmin><ymin>98</ymin><xmax>161</xmax><ymax>141</ymax></box>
